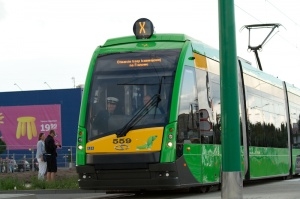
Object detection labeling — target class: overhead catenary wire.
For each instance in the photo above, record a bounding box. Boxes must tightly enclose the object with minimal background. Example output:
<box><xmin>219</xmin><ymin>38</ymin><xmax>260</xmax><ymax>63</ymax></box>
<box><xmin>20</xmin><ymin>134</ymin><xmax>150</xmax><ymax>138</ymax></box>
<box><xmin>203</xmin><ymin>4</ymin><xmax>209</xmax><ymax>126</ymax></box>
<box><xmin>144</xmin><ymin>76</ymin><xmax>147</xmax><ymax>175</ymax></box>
<box><xmin>266</xmin><ymin>0</ymin><xmax>299</xmax><ymax>26</ymax></box>
<box><xmin>235</xmin><ymin>1</ymin><xmax>300</xmax><ymax>51</ymax></box>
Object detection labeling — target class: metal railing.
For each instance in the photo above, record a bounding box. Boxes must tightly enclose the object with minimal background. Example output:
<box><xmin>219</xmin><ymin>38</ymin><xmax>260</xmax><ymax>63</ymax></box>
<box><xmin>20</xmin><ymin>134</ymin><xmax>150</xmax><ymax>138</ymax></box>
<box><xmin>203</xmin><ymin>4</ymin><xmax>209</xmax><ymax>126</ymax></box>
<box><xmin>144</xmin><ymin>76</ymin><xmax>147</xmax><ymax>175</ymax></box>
<box><xmin>0</xmin><ymin>145</ymin><xmax>75</xmax><ymax>173</ymax></box>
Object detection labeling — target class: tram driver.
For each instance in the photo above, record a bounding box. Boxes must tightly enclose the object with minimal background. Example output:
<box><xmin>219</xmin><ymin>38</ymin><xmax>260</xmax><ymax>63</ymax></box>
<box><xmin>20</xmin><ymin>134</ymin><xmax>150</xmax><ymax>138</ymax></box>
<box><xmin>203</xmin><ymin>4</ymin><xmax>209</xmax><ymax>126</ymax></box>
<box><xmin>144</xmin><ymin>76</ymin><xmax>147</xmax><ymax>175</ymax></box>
<box><xmin>93</xmin><ymin>97</ymin><xmax>119</xmax><ymax>134</ymax></box>
<box><xmin>143</xmin><ymin>95</ymin><xmax>162</xmax><ymax>114</ymax></box>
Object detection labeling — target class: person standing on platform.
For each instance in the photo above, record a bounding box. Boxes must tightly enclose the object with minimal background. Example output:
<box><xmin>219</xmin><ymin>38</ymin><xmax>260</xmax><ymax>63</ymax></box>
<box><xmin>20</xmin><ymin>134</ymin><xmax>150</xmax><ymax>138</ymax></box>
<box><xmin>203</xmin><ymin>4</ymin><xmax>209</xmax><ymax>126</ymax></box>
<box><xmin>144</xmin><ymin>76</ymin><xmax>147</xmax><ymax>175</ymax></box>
<box><xmin>36</xmin><ymin>132</ymin><xmax>47</xmax><ymax>180</ymax></box>
<box><xmin>45</xmin><ymin>130</ymin><xmax>61</xmax><ymax>181</ymax></box>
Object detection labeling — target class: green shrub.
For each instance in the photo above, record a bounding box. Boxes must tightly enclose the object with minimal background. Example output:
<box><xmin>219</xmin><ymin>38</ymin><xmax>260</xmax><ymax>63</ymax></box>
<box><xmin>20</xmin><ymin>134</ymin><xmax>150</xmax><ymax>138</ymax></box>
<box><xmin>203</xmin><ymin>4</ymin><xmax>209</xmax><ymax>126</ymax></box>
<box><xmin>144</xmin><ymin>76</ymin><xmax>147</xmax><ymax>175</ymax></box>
<box><xmin>0</xmin><ymin>173</ymin><xmax>79</xmax><ymax>190</ymax></box>
<box><xmin>0</xmin><ymin>176</ymin><xmax>26</xmax><ymax>190</ymax></box>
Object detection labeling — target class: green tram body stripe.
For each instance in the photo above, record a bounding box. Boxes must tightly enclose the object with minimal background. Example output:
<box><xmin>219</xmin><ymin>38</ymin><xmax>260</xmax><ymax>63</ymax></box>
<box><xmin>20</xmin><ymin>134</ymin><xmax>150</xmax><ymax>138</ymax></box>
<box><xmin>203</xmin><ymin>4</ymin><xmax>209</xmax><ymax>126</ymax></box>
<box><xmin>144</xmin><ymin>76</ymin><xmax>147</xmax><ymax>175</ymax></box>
<box><xmin>184</xmin><ymin>145</ymin><xmax>291</xmax><ymax>183</ymax></box>
<box><xmin>168</xmin><ymin>41</ymin><xmax>191</xmax><ymax>123</ymax></box>
<box><xmin>183</xmin><ymin>144</ymin><xmax>222</xmax><ymax>183</ymax></box>
<box><xmin>160</xmin><ymin>41</ymin><xmax>191</xmax><ymax>163</ymax></box>
<box><xmin>159</xmin><ymin>122</ymin><xmax>177</xmax><ymax>162</ymax></box>
<box><xmin>249</xmin><ymin>147</ymin><xmax>290</xmax><ymax>178</ymax></box>
<box><xmin>76</xmin><ymin>54</ymin><xmax>97</xmax><ymax>165</ymax></box>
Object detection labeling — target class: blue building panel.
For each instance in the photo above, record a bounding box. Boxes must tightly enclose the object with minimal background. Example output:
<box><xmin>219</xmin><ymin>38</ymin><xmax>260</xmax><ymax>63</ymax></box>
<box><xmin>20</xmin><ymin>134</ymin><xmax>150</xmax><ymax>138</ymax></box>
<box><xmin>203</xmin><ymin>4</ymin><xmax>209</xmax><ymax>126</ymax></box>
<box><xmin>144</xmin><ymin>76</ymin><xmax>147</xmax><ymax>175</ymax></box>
<box><xmin>0</xmin><ymin>88</ymin><xmax>82</xmax><ymax>147</ymax></box>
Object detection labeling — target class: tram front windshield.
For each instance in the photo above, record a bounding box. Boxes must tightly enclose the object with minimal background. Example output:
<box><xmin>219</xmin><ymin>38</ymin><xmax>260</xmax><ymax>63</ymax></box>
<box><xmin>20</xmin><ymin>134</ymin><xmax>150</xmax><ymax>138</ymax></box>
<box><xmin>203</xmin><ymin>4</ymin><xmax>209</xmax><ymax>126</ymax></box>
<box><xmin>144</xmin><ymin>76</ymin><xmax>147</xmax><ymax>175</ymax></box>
<box><xmin>86</xmin><ymin>49</ymin><xmax>180</xmax><ymax>140</ymax></box>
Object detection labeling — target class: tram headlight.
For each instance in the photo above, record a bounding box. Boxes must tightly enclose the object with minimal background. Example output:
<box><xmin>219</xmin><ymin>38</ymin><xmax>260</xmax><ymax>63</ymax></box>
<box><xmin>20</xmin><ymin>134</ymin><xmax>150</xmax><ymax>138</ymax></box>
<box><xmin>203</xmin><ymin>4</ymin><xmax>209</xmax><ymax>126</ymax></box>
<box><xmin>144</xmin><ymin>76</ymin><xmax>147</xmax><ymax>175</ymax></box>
<box><xmin>78</xmin><ymin>137</ymin><xmax>82</xmax><ymax>143</ymax></box>
<box><xmin>167</xmin><ymin>142</ymin><xmax>173</xmax><ymax>147</ymax></box>
<box><xmin>168</xmin><ymin>134</ymin><xmax>173</xmax><ymax>139</ymax></box>
<box><xmin>78</xmin><ymin>145</ymin><xmax>83</xmax><ymax>150</ymax></box>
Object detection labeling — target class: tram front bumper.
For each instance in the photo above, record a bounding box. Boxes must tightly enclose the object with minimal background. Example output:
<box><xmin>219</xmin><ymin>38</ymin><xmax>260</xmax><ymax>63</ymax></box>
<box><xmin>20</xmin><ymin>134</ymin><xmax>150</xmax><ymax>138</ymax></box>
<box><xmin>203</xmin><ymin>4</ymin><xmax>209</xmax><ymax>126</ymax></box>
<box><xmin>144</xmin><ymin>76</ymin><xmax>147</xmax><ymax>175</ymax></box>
<box><xmin>76</xmin><ymin>164</ymin><xmax>181</xmax><ymax>190</ymax></box>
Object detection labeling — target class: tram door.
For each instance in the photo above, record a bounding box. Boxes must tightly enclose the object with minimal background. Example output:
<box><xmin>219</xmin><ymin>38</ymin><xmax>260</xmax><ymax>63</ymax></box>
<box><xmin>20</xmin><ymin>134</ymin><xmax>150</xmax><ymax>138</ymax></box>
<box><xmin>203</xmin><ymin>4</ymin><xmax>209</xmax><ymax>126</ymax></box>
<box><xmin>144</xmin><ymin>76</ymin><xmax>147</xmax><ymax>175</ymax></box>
<box><xmin>176</xmin><ymin>66</ymin><xmax>202</xmax><ymax>182</ymax></box>
<box><xmin>177</xmin><ymin>63</ymin><xmax>221</xmax><ymax>183</ymax></box>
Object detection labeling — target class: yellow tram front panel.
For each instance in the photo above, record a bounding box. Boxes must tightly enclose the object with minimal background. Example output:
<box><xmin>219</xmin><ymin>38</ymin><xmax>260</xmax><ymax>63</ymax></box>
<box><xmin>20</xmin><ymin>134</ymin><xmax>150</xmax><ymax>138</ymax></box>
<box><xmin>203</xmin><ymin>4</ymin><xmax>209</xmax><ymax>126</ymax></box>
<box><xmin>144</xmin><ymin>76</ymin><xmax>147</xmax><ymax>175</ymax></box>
<box><xmin>86</xmin><ymin>127</ymin><xmax>164</xmax><ymax>153</ymax></box>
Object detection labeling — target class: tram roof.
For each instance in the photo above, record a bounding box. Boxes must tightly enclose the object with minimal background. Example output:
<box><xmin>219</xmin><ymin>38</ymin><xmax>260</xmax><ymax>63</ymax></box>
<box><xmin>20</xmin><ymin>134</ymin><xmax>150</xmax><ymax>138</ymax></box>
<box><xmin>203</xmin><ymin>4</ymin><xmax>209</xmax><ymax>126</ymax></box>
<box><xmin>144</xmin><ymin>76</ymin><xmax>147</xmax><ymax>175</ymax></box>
<box><xmin>101</xmin><ymin>33</ymin><xmax>299</xmax><ymax>94</ymax></box>
<box><xmin>103</xmin><ymin>33</ymin><xmax>194</xmax><ymax>47</ymax></box>
<box><xmin>102</xmin><ymin>33</ymin><xmax>220</xmax><ymax>61</ymax></box>
<box><xmin>240</xmin><ymin>58</ymin><xmax>283</xmax><ymax>88</ymax></box>
<box><xmin>286</xmin><ymin>82</ymin><xmax>300</xmax><ymax>96</ymax></box>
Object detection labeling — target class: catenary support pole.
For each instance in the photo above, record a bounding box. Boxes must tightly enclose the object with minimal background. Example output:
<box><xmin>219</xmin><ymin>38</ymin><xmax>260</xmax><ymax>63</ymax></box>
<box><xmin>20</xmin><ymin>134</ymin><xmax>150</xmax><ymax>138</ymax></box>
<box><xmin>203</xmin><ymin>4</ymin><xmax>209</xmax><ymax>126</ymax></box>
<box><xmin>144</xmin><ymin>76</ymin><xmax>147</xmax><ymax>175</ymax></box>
<box><xmin>218</xmin><ymin>0</ymin><xmax>243</xmax><ymax>198</ymax></box>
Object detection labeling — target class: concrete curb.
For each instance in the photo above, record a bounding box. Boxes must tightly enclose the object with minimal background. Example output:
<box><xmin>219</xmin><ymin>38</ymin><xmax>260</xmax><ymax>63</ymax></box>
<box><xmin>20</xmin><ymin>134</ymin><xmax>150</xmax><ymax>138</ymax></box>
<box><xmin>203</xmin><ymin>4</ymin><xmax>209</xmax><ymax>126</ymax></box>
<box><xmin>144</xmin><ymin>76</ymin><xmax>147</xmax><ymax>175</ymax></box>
<box><xmin>0</xmin><ymin>189</ymin><xmax>104</xmax><ymax>195</ymax></box>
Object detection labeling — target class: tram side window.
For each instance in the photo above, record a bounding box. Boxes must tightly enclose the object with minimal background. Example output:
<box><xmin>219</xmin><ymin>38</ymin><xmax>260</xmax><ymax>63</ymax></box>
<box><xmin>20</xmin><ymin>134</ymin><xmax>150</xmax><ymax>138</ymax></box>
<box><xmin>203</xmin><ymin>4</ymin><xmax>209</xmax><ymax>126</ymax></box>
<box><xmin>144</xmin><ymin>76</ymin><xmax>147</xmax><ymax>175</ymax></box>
<box><xmin>177</xmin><ymin>67</ymin><xmax>199</xmax><ymax>144</ymax></box>
<box><xmin>247</xmin><ymin>93</ymin><xmax>263</xmax><ymax>147</ymax></box>
<box><xmin>260</xmin><ymin>84</ymin><xmax>287</xmax><ymax>148</ymax></box>
<box><xmin>288</xmin><ymin>92</ymin><xmax>300</xmax><ymax>146</ymax></box>
<box><xmin>208</xmin><ymin>73</ymin><xmax>221</xmax><ymax>144</ymax></box>
<box><xmin>245</xmin><ymin>76</ymin><xmax>287</xmax><ymax>148</ymax></box>
<box><xmin>88</xmin><ymin>85</ymin><xmax>107</xmax><ymax>137</ymax></box>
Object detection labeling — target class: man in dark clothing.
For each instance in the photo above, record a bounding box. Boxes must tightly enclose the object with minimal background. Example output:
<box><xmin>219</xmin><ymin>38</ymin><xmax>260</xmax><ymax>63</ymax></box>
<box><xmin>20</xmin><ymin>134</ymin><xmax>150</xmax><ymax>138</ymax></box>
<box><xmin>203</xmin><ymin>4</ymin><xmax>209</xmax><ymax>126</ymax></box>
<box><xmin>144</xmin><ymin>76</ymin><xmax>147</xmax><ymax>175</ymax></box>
<box><xmin>44</xmin><ymin>129</ymin><xmax>61</xmax><ymax>181</ymax></box>
<box><xmin>93</xmin><ymin>97</ymin><xmax>118</xmax><ymax>134</ymax></box>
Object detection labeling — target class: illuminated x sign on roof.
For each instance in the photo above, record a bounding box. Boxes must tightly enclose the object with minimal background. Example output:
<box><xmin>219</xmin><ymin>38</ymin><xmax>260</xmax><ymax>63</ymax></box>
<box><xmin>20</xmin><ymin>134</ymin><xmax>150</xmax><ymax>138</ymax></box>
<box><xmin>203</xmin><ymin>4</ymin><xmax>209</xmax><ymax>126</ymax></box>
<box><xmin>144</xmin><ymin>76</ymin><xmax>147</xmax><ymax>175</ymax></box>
<box><xmin>133</xmin><ymin>18</ymin><xmax>154</xmax><ymax>39</ymax></box>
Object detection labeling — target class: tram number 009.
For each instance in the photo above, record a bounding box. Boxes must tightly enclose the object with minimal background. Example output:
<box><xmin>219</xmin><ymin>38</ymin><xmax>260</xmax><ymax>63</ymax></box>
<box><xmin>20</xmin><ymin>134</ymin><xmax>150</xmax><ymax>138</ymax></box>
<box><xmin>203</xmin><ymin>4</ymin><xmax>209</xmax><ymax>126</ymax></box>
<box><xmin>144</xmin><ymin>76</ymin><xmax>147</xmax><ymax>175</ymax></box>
<box><xmin>113</xmin><ymin>138</ymin><xmax>132</xmax><ymax>144</ymax></box>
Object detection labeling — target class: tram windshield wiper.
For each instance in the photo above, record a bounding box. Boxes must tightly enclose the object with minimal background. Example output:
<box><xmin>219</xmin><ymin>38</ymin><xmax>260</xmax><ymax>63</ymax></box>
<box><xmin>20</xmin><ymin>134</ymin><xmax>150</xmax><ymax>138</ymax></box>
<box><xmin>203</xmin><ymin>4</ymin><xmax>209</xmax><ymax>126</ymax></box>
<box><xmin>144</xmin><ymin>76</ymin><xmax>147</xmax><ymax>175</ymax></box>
<box><xmin>116</xmin><ymin>94</ymin><xmax>161</xmax><ymax>138</ymax></box>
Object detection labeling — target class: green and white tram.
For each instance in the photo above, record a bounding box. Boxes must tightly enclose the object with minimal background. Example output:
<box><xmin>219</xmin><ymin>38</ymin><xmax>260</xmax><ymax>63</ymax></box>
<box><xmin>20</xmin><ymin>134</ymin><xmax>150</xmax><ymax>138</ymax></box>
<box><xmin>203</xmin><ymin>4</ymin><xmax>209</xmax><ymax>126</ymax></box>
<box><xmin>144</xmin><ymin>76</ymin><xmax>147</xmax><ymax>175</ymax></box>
<box><xmin>76</xmin><ymin>18</ymin><xmax>300</xmax><ymax>191</ymax></box>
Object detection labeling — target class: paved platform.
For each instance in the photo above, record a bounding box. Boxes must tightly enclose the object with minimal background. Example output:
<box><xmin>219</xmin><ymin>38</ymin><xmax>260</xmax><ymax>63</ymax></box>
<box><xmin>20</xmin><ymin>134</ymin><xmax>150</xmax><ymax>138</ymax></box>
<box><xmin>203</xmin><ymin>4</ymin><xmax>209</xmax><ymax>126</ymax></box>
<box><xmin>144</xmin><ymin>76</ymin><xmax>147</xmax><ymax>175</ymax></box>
<box><xmin>191</xmin><ymin>177</ymin><xmax>300</xmax><ymax>199</ymax></box>
<box><xmin>0</xmin><ymin>194</ymin><xmax>36</xmax><ymax>199</ymax></box>
<box><xmin>1</xmin><ymin>177</ymin><xmax>299</xmax><ymax>199</ymax></box>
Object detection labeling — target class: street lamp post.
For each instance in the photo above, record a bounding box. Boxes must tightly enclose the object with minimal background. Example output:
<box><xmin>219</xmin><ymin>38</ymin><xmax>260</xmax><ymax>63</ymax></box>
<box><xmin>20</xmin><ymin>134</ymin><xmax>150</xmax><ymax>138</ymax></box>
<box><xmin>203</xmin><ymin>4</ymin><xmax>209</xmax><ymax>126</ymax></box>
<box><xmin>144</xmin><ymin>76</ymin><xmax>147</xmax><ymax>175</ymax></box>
<box><xmin>44</xmin><ymin>82</ymin><xmax>52</xmax><ymax>89</ymax></box>
<box><xmin>68</xmin><ymin>147</ymin><xmax>73</xmax><ymax>168</ymax></box>
<box><xmin>7</xmin><ymin>146</ymin><xmax>9</xmax><ymax>160</ymax></box>
<box><xmin>63</xmin><ymin>155</ymin><xmax>68</xmax><ymax>168</ymax></box>
<box><xmin>23</xmin><ymin>155</ymin><xmax>26</xmax><ymax>172</ymax></box>
<box><xmin>29</xmin><ymin>148</ymin><xmax>34</xmax><ymax>171</ymax></box>
<box><xmin>71</xmin><ymin>77</ymin><xmax>75</xmax><ymax>88</ymax></box>
<box><xmin>14</xmin><ymin>83</ymin><xmax>22</xmax><ymax>91</ymax></box>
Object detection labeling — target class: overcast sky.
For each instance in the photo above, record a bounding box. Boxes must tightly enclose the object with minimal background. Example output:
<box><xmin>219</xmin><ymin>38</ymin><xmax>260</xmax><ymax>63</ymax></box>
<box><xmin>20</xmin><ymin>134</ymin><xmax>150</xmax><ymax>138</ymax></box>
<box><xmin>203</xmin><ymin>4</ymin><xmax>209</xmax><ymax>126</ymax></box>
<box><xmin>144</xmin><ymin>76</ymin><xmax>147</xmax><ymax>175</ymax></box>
<box><xmin>0</xmin><ymin>0</ymin><xmax>299</xmax><ymax>92</ymax></box>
